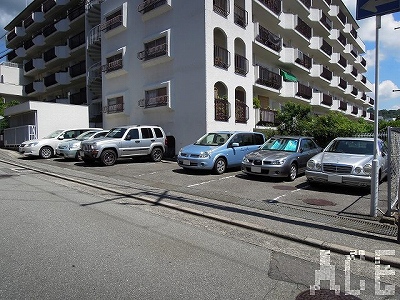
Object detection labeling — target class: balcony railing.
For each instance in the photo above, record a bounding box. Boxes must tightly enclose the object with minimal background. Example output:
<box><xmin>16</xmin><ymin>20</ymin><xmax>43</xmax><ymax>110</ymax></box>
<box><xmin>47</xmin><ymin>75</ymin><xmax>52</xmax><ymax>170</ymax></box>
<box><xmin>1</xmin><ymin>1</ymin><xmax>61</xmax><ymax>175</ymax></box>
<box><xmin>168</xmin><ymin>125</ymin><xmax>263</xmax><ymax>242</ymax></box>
<box><xmin>351</xmin><ymin>86</ymin><xmax>358</xmax><ymax>96</ymax></box>
<box><xmin>295</xmin><ymin>51</ymin><xmax>312</xmax><ymax>69</ymax></box>
<box><xmin>255</xmin><ymin>66</ymin><xmax>282</xmax><ymax>90</ymax></box>
<box><xmin>138</xmin><ymin>0</ymin><xmax>167</xmax><ymax>14</ymax></box>
<box><xmin>7</xmin><ymin>50</ymin><xmax>17</xmax><ymax>61</ymax></box>
<box><xmin>213</xmin><ymin>0</ymin><xmax>230</xmax><ymax>18</ymax></box>
<box><xmin>104</xmin><ymin>103</ymin><xmax>124</xmax><ymax>114</ymax></box>
<box><xmin>24</xmin><ymin>60</ymin><xmax>34</xmax><ymax>73</ymax></box>
<box><xmin>321</xmin><ymin>67</ymin><xmax>332</xmax><ymax>81</ymax></box>
<box><xmin>43</xmin><ymin>47</ymin><xmax>56</xmax><ymax>62</ymax></box>
<box><xmin>320</xmin><ymin>12</ymin><xmax>332</xmax><ymax>31</ymax></box>
<box><xmin>25</xmin><ymin>82</ymin><xmax>35</xmax><ymax>94</ymax></box>
<box><xmin>235</xmin><ymin>100</ymin><xmax>249</xmax><ymax>123</ymax></box>
<box><xmin>361</xmin><ymin>75</ymin><xmax>367</xmax><ymax>84</ymax></box>
<box><xmin>338</xmin><ymin>55</ymin><xmax>347</xmax><ymax>68</ymax></box>
<box><xmin>137</xmin><ymin>43</ymin><xmax>167</xmax><ymax>61</ymax></box>
<box><xmin>69</xmin><ymin>31</ymin><xmax>85</xmax><ymax>50</ymax></box>
<box><xmin>351</xmin><ymin>67</ymin><xmax>358</xmax><ymax>77</ymax></box>
<box><xmin>234</xmin><ymin>54</ymin><xmax>249</xmax><ymax>75</ymax></box>
<box><xmin>322</xmin><ymin>93</ymin><xmax>333</xmax><ymax>106</ymax></box>
<box><xmin>43</xmin><ymin>24</ymin><xmax>57</xmax><ymax>37</ymax></box>
<box><xmin>361</xmin><ymin>93</ymin><xmax>367</xmax><ymax>101</ymax></box>
<box><xmin>338</xmin><ymin>32</ymin><xmax>347</xmax><ymax>46</ymax></box>
<box><xmin>102</xmin><ymin>59</ymin><xmax>123</xmax><ymax>73</ymax></box>
<box><xmin>339</xmin><ymin>100</ymin><xmax>347</xmax><ymax>111</ymax></box>
<box><xmin>43</xmin><ymin>0</ymin><xmax>56</xmax><ymax>13</ymax></box>
<box><xmin>24</xmin><ymin>16</ymin><xmax>34</xmax><ymax>29</ymax></box>
<box><xmin>338</xmin><ymin>9</ymin><xmax>347</xmax><ymax>25</ymax></box>
<box><xmin>369</xmin><ymin>98</ymin><xmax>374</xmax><ymax>105</ymax></box>
<box><xmin>295</xmin><ymin>17</ymin><xmax>312</xmax><ymax>40</ymax></box>
<box><xmin>296</xmin><ymin>82</ymin><xmax>312</xmax><ymax>99</ymax></box>
<box><xmin>234</xmin><ymin>4</ymin><xmax>248</xmax><ymax>28</ymax></box>
<box><xmin>360</xmin><ymin>57</ymin><xmax>366</xmax><ymax>67</ymax></box>
<box><xmin>69</xmin><ymin>5</ymin><xmax>85</xmax><ymax>21</ymax></box>
<box><xmin>339</xmin><ymin>78</ymin><xmax>347</xmax><ymax>89</ymax></box>
<box><xmin>24</xmin><ymin>39</ymin><xmax>34</xmax><ymax>50</ymax></box>
<box><xmin>259</xmin><ymin>0</ymin><xmax>281</xmax><ymax>15</ymax></box>
<box><xmin>352</xmin><ymin>106</ymin><xmax>358</xmax><ymax>115</ymax></box>
<box><xmin>320</xmin><ymin>39</ymin><xmax>332</xmax><ymax>56</ymax></box>
<box><xmin>7</xmin><ymin>31</ymin><xmax>17</xmax><ymax>42</ymax></box>
<box><xmin>299</xmin><ymin>0</ymin><xmax>311</xmax><ymax>9</ymax></box>
<box><xmin>101</xmin><ymin>15</ymin><xmax>122</xmax><ymax>32</ymax></box>
<box><xmin>214</xmin><ymin>45</ymin><xmax>230</xmax><ymax>70</ymax></box>
<box><xmin>256</xmin><ymin>25</ymin><xmax>282</xmax><ymax>52</ymax></box>
<box><xmin>215</xmin><ymin>98</ymin><xmax>230</xmax><ymax>122</ymax></box>
<box><xmin>139</xmin><ymin>95</ymin><xmax>168</xmax><ymax>108</ymax></box>
<box><xmin>69</xmin><ymin>61</ymin><xmax>86</xmax><ymax>78</ymax></box>
<box><xmin>44</xmin><ymin>73</ymin><xmax>57</xmax><ymax>87</ymax></box>
<box><xmin>258</xmin><ymin>108</ymin><xmax>278</xmax><ymax>126</ymax></box>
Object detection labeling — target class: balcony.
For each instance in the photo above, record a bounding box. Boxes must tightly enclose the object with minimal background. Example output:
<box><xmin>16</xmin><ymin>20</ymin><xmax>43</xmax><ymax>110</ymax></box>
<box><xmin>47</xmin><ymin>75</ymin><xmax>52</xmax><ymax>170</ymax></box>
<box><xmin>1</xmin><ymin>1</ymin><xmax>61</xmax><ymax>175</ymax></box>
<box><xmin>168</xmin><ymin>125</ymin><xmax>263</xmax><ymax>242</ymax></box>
<box><xmin>138</xmin><ymin>42</ymin><xmax>168</xmax><ymax>61</ymax></box>
<box><xmin>44</xmin><ymin>19</ymin><xmax>70</xmax><ymax>42</ymax></box>
<box><xmin>69</xmin><ymin>61</ymin><xmax>86</xmax><ymax>79</ymax></box>
<box><xmin>138</xmin><ymin>95</ymin><xmax>168</xmax><ymax>109</ymax></box>
<box><xmin>256</xmin><ymin>108</ymin><xmax>279</xmax><ymax>126</ymax></box>
<box><xmin>43</xmin><ymin>0</ymin><xmax>68</xmax><ymax>18</ymax></box>
<box><xmin>104</xmin><ymin>102</ymin><xmax>124</xmax><ymax>114</ymax></box>
<box><xmin>214</xmin><ymin>0</ymin><xmax>230</xmax><ymax>18</ymax></box>
<box><xmin>330</xmin><ymin>29</ymin><xmax>346</xmax><ymax>50</ymax></box>
<box><xmin>310</xmin><ymin>37</ymin><xmax>331</xmax><ymax>62</ymax></box>
<box><xmin>354</xmin><ymin>55</ymin><xmax>367</xmax><ymax>72</ymax></box>
<box><xmin>24</xmin><ymin>81</ymin><xmax>45</xmax><ymax>95</ymax></box>
<box><xmin>309</xmin><ymin>9</ymin><xmax>332</xmax><ymax>38</ymax></box>
<box><xmin>295</xmin><ymin>17</ymin><xmax>312</xmax><ymax>40</ymax></box>
<box><xmin>24</xmin><ymin>11</ymin><xmax>44</xmax><ymax>34</ymax></box>
<box><xmin>255</xmin><ymin>65</ymin><xmax>282</xmax><ymax>91</ymax></box>
<box><xmin>338</xmin><ymin>100</ymin><xmax>347</xmax><ymax>111</ymax></box>
<box><xmin>234</xmin><ymin>54</ymin><xmax>249</xmax><ymax>76</ymax></box>
<box><xmin>24</xmin><ymin>58</ymin><xmax>45</xmax><ymax>76</ymax></box>
<box><xmin>214</xmin><ymin>45</ymin><xmax>231</xmax><ymax>70</ymax></box>
<box><xmin>214</xmin><ymin>98</ymin><xmax>231</xmax><ymax>122</ymax></box>
<box><xmin>258</xmin><ymin>0</ymin><xmax>281</xmax><ymax>15</ymax></box>
<box><xmin>329</xmin><ymin>5</ymin><xmax>346</xmax><ymax>28</ymax></box>
<box><xmin>44</xmin><ymin>71</ymin><xmax>70</xmax><ymax>88</ymax></box>
<box><xmin>330</xmin><ymin>76</ymin><xmax>347</xmax><ymax>92</ymax></box>
<box><xmin>138</xmin><ymin>0</ymin><xmax>168</xmax><ymax>14</ymax></box>
<box><xmin>280</xmin><ymin>47</ymin><xmax>312</xmax><ymax>71</ymax></box>
<box><xmin>311</xmin><ymin>63</ymin><xmax>332</xmax><ymax>83</ymax></box>
<box><xmin>279</xmin><ymin>14</ymin><xmax>311</xmax><ymax>48</ymax></box>
<box><xmin>6</xmin><ymin>25</ymin><xmax>25</xmax><ymax>48</ymax></box>
<box><xmin>234</xmin><ymin>4</ymin><xmax>248</xmax><ymax>28</ymax></box>
<box><xmin>330</xmin><ymin>53</ymin><xmax>346</xmax><ymax>73</ymax></box>
<box><xmin>282</xmin><ymin>81</ymin><xmax>312</xmax><ymax>101</ymax></box>
<box><xmin>351</xmin><ymin>106</ymin><xmax>359</xmax><ymax>115</ymax></box>
<box><xmin>43</xmin><ymin>45</ymin><xmax>69</xmax><ymax>66</ymax></box>
<box><xmin>312</xmin><ymin>91</ymin><xmax>332</xmax><ymax>106</ymax></box>
<box><xmin>255</xmin><ymin>24</ymin><xmax>282</xmax><ymax>54</ymax></box>
<box><xmin>69</xmin><ymin>31</ymin><xmax>85</xmax><ymax>55</ymax></box>
<box><xmin>235</xmin><ymin>100</ymin><xmax>249</xmax><ymax>123</ymax></box>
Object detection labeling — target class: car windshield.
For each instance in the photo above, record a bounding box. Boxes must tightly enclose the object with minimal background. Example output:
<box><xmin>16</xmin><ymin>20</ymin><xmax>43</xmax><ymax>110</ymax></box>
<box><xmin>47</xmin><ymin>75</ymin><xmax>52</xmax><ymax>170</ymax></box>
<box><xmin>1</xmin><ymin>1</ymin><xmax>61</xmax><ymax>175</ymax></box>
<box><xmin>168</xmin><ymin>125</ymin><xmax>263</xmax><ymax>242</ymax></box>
<box><xmin>105</xmin><ymin>128</ymin><xmax>127</xmax><ymax>138</ymax></box>
<box><xmin>43</xmin><ymin>130</ymin><xmax>64</xmax><ymax>139</ymax></box>
<box><xmin>326</xmin><ymin>140</ymin><xmax>374</xmax><ymax>155</ymax></box>
<box><xmin>261</xmin><ymin>137</ymin><xmax>299</xmax><ymax>152</ymax></box>
<box><xmin>75</xmin><ymin>131</ymin><xmax>97</xmax><ymax>141</ymax></box>
<box><xmin>194</xmin><ymin>133</ymin><xmax>232</xmax><ymax>146</ymax></box>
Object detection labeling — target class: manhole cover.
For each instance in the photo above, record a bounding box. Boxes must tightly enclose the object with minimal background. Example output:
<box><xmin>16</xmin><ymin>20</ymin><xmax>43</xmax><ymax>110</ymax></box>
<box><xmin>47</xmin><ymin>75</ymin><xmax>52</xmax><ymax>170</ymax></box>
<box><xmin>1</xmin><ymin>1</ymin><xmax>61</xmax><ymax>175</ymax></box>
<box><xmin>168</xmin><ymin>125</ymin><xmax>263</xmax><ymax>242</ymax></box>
<box><xmin>296</xmin><ymin>289</ymin><xmax>362</xmax><ymax>299</ymax></box>
<box><xmin>303</xmin><ymin>198</ymin><xmax>336</xmax><ymax>206</ymax></box>
<box><xmin>273</xmin><ymin>185</ymin><xmax>297</xmax><ymax>191</ymax></box>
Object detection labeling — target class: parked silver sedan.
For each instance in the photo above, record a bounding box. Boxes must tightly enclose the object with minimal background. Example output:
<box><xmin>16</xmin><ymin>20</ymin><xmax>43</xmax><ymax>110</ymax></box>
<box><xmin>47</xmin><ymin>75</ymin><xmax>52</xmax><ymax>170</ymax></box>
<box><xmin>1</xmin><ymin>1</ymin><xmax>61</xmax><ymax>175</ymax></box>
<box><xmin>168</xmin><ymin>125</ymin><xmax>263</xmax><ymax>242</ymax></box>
<box><xmin>56</xmin><ymin>130</ymin><xmax>109</xmax><ymax>160</ymax></box>
<box><xmin>306</xmin><ymin>137</ymin><xmax>388</xmax><ymax>187</ymax></box>
<box><xmin>241</xmin><ymin>136</ymin><xmax>322</xmax><ymax>181</ymax></box>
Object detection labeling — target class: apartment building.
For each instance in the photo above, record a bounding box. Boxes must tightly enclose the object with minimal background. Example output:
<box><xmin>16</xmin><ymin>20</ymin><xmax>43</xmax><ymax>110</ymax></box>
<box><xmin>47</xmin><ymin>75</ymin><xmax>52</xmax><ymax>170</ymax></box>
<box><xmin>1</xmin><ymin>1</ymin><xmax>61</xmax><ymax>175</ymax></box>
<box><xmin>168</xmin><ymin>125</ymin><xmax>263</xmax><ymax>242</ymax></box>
<box><xmin>4</xmin><ymin>0</ymin><xmax>87</xmax><ymax>116</ymax></box>
<box><xmin>4</xmin><ymin>0</ymin><xmax>373</xmax><ymax>153</ymax></box>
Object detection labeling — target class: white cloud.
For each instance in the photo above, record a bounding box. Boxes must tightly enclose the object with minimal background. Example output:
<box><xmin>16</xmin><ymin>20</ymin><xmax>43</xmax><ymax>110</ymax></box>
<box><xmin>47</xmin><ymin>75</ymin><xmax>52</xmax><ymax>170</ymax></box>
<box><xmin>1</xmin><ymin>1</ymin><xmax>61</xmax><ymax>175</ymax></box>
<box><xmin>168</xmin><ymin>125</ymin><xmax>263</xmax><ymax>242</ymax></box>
<box><xmin>379</xmin><ymin>80</ymin><xmax>399</xmax><ymax>99</ymax></box>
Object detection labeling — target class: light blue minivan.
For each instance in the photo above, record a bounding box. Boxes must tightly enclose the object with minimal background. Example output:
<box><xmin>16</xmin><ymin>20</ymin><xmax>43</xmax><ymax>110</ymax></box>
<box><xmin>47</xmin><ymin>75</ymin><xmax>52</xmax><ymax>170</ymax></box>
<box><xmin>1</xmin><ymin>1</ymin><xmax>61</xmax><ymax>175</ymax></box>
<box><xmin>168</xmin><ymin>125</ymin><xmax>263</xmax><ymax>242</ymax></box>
<box><xmin>177</xmin><ymin>131</ymin><xmax>265</xmax><ymax>174</ymax></box>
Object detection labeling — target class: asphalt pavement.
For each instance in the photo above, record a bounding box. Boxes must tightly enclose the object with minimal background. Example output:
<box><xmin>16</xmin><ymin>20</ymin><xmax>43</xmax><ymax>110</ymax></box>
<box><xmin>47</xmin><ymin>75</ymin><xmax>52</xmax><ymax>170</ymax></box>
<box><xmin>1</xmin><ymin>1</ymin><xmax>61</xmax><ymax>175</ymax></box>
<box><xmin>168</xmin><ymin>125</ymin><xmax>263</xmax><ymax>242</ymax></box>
<box><xmin>0</xmin><ymin>147</ymin><xmax>399</xmax><ymax>270</ymax></box>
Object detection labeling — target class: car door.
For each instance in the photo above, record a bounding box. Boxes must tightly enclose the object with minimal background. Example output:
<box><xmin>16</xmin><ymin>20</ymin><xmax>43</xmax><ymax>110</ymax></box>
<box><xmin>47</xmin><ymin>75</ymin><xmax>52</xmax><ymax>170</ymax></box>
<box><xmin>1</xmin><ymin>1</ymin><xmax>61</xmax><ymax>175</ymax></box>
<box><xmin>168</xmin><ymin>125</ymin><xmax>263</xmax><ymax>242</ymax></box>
<box><xmin>120</xmin><ymin>128</ymin><xmax>140</xmax><ymax>157</ymax></box>
<box><xmin>226</xmin><ymin>133</ymin><xmax>249</xmax><ymax>166</ymax></box>
<box><xmin>298</xmin><ymin>138</ymin><xmax>320</xmax><ymax>173</ymax></box>
<box><xmin>138</xmin><ymin>127</ymin><xmax>155</xmax><ymax>155</ymax></box>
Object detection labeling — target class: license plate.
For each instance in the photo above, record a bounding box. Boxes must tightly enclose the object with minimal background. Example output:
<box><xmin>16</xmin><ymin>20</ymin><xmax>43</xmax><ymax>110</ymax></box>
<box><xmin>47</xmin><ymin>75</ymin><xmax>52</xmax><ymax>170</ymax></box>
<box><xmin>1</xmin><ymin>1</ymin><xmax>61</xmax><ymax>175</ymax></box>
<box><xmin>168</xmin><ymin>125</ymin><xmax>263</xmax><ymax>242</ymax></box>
<box><xmin>328</xmin><ymin>175</ymin><xmax>342</xmax><ymax>183</ymax></box>
<box><xmin>183</xmin><ymin>160</ymin><xmax>191</xmax><ymax>166</ymax></box>
<box><xmin>251</xmin><ymin>166</ymin><xmax>261</xmax><ymax>173</ymax></box>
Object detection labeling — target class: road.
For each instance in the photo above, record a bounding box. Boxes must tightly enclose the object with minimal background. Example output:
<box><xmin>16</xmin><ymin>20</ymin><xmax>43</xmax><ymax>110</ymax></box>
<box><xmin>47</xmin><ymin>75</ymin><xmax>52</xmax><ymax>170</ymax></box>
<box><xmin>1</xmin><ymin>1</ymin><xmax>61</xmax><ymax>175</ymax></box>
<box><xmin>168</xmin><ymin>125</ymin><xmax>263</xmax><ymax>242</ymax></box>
<box><xmin>0</xmin><ymin>149</ymin><xmax>399</xmax><ymax>299</ymax></box>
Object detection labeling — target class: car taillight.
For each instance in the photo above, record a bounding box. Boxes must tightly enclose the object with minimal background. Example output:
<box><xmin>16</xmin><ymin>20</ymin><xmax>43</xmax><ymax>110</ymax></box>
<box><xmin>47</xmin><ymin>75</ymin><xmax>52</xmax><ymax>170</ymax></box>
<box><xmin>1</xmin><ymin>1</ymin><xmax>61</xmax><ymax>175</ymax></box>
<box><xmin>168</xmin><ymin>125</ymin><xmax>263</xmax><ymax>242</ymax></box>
<box><xmin>165</xmin><ymin>137</ymin><xmax>168</xmax><ymax>146</ymax></box>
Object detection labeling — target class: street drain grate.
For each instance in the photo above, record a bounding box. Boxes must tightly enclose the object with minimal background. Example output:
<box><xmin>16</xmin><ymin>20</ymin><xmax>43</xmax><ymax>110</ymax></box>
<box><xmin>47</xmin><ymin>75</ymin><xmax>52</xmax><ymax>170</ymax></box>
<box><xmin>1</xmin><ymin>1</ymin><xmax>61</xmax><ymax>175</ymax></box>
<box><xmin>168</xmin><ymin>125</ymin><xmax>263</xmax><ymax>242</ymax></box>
<box><xmin>303</xmin><ymin>198</ymin><xmax>337</xmax><ymax>206</ymax></box>
<box><xmin>273</xmin><ymin>185</ymin><xmax>297</xmax><ymax>191</ymax></box>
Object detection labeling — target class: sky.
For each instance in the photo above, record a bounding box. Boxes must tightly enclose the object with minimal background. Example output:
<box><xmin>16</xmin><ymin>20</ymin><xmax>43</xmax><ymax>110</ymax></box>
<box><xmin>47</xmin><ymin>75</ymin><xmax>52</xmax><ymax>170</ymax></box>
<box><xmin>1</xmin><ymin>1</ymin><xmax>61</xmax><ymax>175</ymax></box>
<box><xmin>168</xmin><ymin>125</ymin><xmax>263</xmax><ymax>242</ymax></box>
<box><xmin>0</xmin><ymin>0</ymin><xmax>399</xmax><ymax>110</ymax></box>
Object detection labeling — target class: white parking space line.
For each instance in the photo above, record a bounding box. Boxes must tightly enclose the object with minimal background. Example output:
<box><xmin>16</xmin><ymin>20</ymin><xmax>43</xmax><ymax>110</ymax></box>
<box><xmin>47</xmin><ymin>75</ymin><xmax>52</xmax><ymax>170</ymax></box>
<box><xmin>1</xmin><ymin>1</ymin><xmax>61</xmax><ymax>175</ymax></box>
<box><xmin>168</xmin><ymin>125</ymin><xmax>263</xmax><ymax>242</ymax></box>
<box><xmin>273</xmin><ymin>188</ymin><xmax>302</xmax><ymax>201</ymax></box>
<box><xmin>187</xmin><ymin>175</ymin><xmax>236</xmax><ymax>187</ymax></box>
<box><xmin>136</xmin><ymin>171</ymin><xmax>159</xmax><ymax>177</ymax></box>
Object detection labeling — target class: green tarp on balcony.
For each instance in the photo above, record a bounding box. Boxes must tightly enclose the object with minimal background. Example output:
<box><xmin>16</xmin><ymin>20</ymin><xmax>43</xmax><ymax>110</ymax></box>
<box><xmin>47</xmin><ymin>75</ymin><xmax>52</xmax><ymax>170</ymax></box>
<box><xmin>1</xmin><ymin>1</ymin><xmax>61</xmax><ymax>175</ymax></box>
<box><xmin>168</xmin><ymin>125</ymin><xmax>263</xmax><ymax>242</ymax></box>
<box><xmin>280</xmin><ymin>69</ymin><xmax>297</xmax><ymax>82</ymax></box>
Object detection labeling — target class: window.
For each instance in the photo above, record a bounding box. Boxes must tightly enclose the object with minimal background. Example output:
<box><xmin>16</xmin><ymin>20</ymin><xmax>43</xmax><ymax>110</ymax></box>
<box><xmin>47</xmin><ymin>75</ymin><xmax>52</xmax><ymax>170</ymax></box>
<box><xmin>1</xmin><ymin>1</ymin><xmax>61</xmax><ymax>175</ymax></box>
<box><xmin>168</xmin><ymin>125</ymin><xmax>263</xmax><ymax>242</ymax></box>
<box><xmin>127</xmin><ymin>129</ymin><xmax>139</xmax><ymax>140</ymax></box>
<box><xmin>104</xmin><ymin>53</ymin><xmax>123</xmax><ymax>73</ymax></box>
<box><xmin>141</xmin><ymin>128</ymin><xmax>154</xmax><ymax>139</ymax></box>
<box><xmin>138</xmin><ymin>36</ymin><xmax>167</xmax><ymax>61</ymax></box>
<box><xmin>143</xmin><ymin>87</ymin><xmax>168</xmax><ymax>108</ymax></box>
<box><xmin>104</xmin><ymin>9</ymin><xmax>122</xmax><ymax>32</ymax></box>
<box><xmin>105</xmin><ymin>96</ymin><xmax>124</xmax><ymax>114</ymax></box>
<box><xmin>154</xmin><ymin>127</ymin><xmax>164</xmax><ymax>138</ymax></box>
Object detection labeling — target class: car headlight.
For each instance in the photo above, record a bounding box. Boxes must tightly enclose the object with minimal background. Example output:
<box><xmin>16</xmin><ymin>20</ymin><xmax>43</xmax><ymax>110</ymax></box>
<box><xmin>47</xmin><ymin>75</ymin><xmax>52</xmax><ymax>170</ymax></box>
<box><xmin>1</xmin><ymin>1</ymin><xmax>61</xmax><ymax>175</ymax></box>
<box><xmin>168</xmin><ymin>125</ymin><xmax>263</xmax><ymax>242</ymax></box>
<box><xmin>363</xmin><ymin>163</ymin><xmax>372</xmax><ymax>175</ymax></box>
<box><xmin>270</xmin><ymin>159</ymin><xmax>285</xmax><ymax>165</ymax></box>
<box><xmin>70</xmin><ymin>142</ymin><xmax>80</xmax><ymax>149</ymax></box>
<box><xmin>89</xmin><ymin>143</ymin><xmax>97</xmax><ymax>150</ymax></box>
<box><xmin>307</xmin><ymin>160</ymin><xmax>321</xmax><ymax>170</ymax></box>
<box><xmin>28</xmin><ymin>142</ymin><xmax>38</xmax><ymax>147</ymax></box>
<box><xmin>178</xmin><ymin>148</ymin><xmax>183</xmax><ymax>156</ymax></box>
<box><xmin>354</xmin><ymin>167</ymin><xmax>362</xmax><ymax>174</ymax></box>
<box><xmin>199</xmin><ymin>151</ymin><xmax>210</xmax><ymax>158</ymax></box>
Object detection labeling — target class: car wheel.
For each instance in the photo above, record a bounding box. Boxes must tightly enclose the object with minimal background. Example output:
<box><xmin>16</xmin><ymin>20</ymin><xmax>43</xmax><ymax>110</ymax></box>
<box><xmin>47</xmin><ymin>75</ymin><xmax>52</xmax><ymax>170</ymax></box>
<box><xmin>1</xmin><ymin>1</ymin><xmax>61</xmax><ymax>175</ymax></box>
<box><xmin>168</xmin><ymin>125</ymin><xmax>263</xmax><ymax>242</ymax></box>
<box><xmin>213</xmin><ymin>157</ymin><xmax>227</xmax><ymax>175</ymax></box>
<box><xmin>39</xmin><ymin>146</ymin><xmax>53</xmax><ymax>159</ymax></box>
<box><xmin>288</xmin><ymin>163</ymin><xmax>298</xmax><ymax>181</ymax></box>
<box><xmin>150</xmin><ymin>147</ymin><xmax>163</xmax><ymax>162</ymax></box>
<box><xmin>100</xmin><ymin>149</ymin><xmax>117</xmax><ymax>166</ymax></box>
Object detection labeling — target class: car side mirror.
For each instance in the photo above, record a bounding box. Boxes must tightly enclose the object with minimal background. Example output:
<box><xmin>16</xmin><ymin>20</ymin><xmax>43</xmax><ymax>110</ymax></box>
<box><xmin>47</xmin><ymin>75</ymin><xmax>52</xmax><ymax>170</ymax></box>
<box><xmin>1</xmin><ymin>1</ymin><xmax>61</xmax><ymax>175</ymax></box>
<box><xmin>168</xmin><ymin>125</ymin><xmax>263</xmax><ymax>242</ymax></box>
<box><xmin>231</xmin><ymin>142</ymin><xmax>239</xmax><ymax>147</ymax></box>
<box><xmin>58</xmin><ymin>136</ymin><xmax>64</xmax><ymax>140</ymax></box>
<box><xmin>125</xmin><ymin>135</ymin><xmax>131</xmax><ymax>141</ymax></box>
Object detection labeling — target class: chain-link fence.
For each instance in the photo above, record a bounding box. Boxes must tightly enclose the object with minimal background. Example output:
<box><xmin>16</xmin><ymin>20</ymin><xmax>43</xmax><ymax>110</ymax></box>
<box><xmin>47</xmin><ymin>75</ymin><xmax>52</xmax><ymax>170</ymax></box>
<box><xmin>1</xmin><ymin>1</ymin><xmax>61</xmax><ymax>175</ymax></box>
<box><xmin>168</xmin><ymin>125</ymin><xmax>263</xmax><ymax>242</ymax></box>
<box><xmin>355</xmin><ymin>128</ymin><xmax>400</xmax><ymax>216</ymax></box>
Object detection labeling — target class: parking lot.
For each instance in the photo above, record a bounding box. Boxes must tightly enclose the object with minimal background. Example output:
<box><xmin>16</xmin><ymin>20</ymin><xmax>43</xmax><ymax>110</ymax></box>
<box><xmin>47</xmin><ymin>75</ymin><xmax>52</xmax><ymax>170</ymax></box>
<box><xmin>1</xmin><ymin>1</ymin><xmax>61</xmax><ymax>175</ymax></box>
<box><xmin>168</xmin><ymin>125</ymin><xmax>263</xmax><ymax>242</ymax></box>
<box><xmin>18</xmin><ymin>154</ymin><xmax>389</xmax><ymax>221</ymax></box>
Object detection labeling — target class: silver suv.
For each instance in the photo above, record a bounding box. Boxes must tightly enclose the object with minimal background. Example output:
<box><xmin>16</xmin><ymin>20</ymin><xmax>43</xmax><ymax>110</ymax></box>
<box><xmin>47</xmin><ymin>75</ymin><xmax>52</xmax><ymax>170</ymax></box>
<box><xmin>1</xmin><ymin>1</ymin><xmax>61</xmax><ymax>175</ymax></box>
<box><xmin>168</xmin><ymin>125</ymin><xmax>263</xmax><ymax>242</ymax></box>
<box><xmin>80</xmin><ymin>125</ymin><xmax>166</xmax><ymax>166</ymax></box>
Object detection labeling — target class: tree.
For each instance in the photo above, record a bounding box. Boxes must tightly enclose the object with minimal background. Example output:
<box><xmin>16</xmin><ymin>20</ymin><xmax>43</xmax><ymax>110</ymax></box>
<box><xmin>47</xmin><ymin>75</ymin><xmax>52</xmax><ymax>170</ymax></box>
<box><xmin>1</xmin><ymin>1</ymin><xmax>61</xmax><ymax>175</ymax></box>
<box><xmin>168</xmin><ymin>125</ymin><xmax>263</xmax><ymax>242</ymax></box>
<box><xmin>276</xmin><ymin>102</ymin><xmax>312</xmax><ymax>136</ymax></box>
<box><xmin>0</xmin><ymin>99</ymin><xmax>20</xmax><ymax>131</ymax></box>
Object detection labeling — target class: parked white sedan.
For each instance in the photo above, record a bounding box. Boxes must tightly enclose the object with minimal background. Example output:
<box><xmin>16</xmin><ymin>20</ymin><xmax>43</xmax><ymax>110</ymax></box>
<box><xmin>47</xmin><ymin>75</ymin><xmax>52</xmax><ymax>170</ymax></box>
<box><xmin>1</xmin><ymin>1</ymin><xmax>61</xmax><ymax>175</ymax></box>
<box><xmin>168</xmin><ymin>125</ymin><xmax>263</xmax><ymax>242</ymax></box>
<box><xmin>306</xmin><ymin>137</ymin><xmax>388</xmax><ymax>187</ymax></box>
